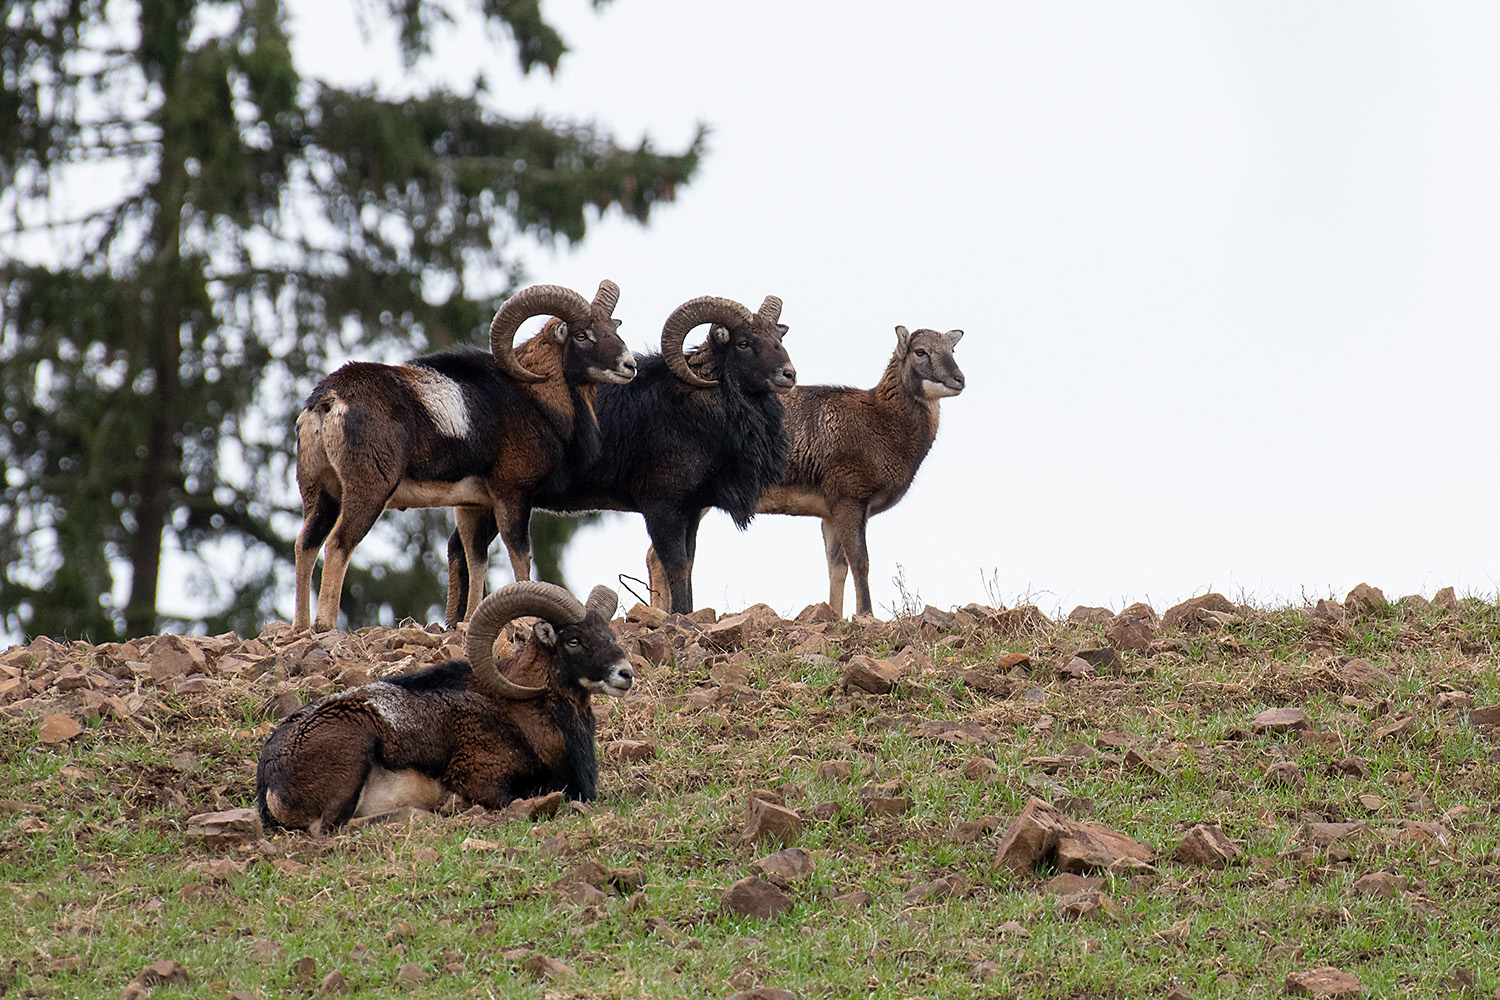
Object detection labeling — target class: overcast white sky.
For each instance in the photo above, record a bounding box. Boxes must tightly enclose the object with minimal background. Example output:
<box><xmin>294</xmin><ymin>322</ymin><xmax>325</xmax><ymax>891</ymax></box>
<box><xmin>284</xmin><ymin>0</ymin><xmax>1499</xmax><ymax>621</ymax></box>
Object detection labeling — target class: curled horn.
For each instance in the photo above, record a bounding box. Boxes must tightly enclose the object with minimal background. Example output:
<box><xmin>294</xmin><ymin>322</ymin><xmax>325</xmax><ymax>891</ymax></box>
<box><xmin>465</xmin><ymin>581</ymin><xmax>588</xmax><ymax>700</ymax></box>
<box><xmin>757</xmin><ymin>296</ymin><xmax>783</xmax><ymax>324</ymax></box>
<box><xmin>661</xmin><ymin>295</ymin><xmax>754</xmax><ymax>388</ymax></box>
<box><xmin>584</xmin><ymin>584</ymin><xmax>618</xmax><ymax>620</ymax></box>
<box><xmin>487</xmin><ymin>284</ymin><xmax>594</xmax><ymax>383</ymax></box>
<box><xmin>592</xmin><ymin>280</ymin><xmax>621</xmax><ymax>318</ymax></box>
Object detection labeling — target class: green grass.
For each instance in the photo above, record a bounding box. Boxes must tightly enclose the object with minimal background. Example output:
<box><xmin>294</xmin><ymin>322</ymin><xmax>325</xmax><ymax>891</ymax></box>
<box><xmin>3</xmin><ymin>596</ymin><xmax>1500</xmax><ymax>997</ymax></box>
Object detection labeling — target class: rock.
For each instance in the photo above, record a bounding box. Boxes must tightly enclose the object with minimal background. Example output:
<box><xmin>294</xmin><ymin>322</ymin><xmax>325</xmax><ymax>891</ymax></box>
<box><xmin>1106</xmin><ymin>604</ymin><xmax>1157</xmax><ymax>651</ymax></box>
<box><xmin>1351</xmin><ymin>872</ymin><xmax>1406</xmax><ymax>898</ymax></box>
<box><xmin>1431</xmin><ymin>586</ymin><xmax>1458</xmax><ymax>612</ymax></box>
<box><xmin>722</xmin><ymin>877</ymin><xmax>793</xmax><ymax>919</ymax></box>
<box><xmin>1332</xmin><ymin>755</ymin><xmax>1370</xmax><ymax>779</ymax></box>
<box><xmin>520</xmin><ymin>954</ymin><xmax>576</xmax><ymax>980</ymax></box>
<box><xmin>1124</xmin><ymin>749</ymin><xmax>1166</xmax><ymax>778</ymax></box>
<box><xmin>1399</xmin><ymin>594</ymin><xmax>1430</xmax><ymax>612</ymax></box>
<box><xmin>38</xmin><ymin>712</ymin><xmax>84</xmax><ymax>744</ymax></box>
<box><xmin>497</xmin><ymin>791</ymin><xmax>564</xmax><ymax>822</ymax></box>
<box><xmin>750</xmin><ymin>847</ymin><xmax>815</xmax><ymax>887</ymax></box>
<box><xmin>608</xmin><ymin>739</ymin><xmax>657</xmax><ymax>762</ymax></box>
<box><xmin>817</xmin><ymin>760</ymin><xmax>853</xmax><ymax>781</ymax></box>
<box><xmin>903</xmin><ymin>874</ymin><xmax>964</xmax><ymax>904</ymax></box>
<box><xmin>865</xmin><ymin>796</ymin><xmax>912</xmax><ymax>817</ymax></box>
<box><xmin>1171</xmin><ymin>823</ymin><xmax>1239</xmax><ymax>868</ymax></box>
<box><xmin>994</xmin><ymin>605</ymin><xmax>1051</xmax><ymax>636</ymax></box>
<box><xmin>962</xmin><ymin>756</ymin><xmax>1000</xmax><ymax>781</ymax></box>
<box><xmin>795</xmin><ymin>602</ymin><xmax>839</xmax><ymax>624</ymax></box>
<box><xmin>728</xmin><ymin>990</ymin><xmax>797</xmax><ymax>1000</ymax></box>
<box><xmin>833</xmin><ymin>889</ymin><xmax>871</xmax><ymax>910</ymax></box>
<box><xmin>134</xmin><ymin>960</ymin><xmax>189</xmax><ymax>988</ymax></box>
<box><xmin>704</xmin><ymin>605</ymin><xmax>781</xmax><ymax>650</ymax></box>
<box><xmin>185</xmin><ymin>808</ymin><xmax>263</xmax><ymax>847</ymax></box>
<box><xmin>1067</xmin><ymin>606</ymin><xmax>1113</xmax><ymax>626</ymax></box>
<box><xmin>995</xmin><ymin>651</ymin><xmax>1031</xmax><ymax>672</ymax></box>
<box><xmin>1265</xmin><ymin>761</ymin><xmax>1305</xmax><ymax>789</ymax></box>
<box><xmin>393</xmin><ymin>961</ymin><xmax>426</xmax><ymax>987</ymax></box>
<box><xmin>1044</xmin><ymin>872</ymin><xmax>1105</xmax><ymax>895</ymax></box>
<box><xmin>744</xmin><ymin>797</ymin><xmax>802</xmax><ymax>846</ymax></box>
<box><xmin>1302</xmin><ymin>822</ymin><xmax>1367</xmax><ymax>848</ymax></box>
<box><xmin>320</xmin><ymin>970</ymin><xmax>348</xmax><ymax>996</ymax></box>
<box><xmin>1056</xmin><ymin>890</ymin><xmax>1118</xmax><ymax>921</ymax></box>
<box><xmin>996</xmin><ymin>797</ymin><xmax>1153</xmax><ymax>875</ymax></box>
<box><xmin>1343</xmin><ymin>584</ymin><xmax>1386</xmax><ymax>617</ymax></box>
<box><xmin>1055</xmin><ymin>656</ymin><xmax>1093</xmax><ymax>681</ymax></box>
<box><xmin>144</xmin><ymin>633</ymin><xmax>208</xmax><ymax>683</ymax></box>
<box><xmin>810</xmin><ymin>801</ymin><xmax>841</xmax><ymax>821</ymax></box>
<box><xmin>1251</xmin><ymin>707</ymin><xmax>1311</xmax><ymax>733</ymax></box>
<box><xmin>1339</xmin><ymin>658</ymin><xmax>1395</xmax><ymax>693</ymax></box>
<box><xmin>626</xmin><ymin>603</ymin><xmax>668</xmax><ymax>628</ymax></box>
<box><xmin>1468</xmin><ymin>705</ymin><xmax>1500</xmax><ymax>727</ymax></box>
<box><xmin>1162</xmin><ymin>593</ymin><xmax>1236</xmax><ymax>630</ymax></box>
<box><xmin>291</xmin><ymin>957</ymin><xmax>317</xmax><ymax>985</ymax></box>
<box><xmin>1286</xmin><ymin>966</ymin><xmax>1364</xmax><ymax>997</ymax></box>
<box><xmin>841</xmin><ymin>655</ymin><xmax>901</xmax><ymax>694</ymax></box>
<box><xmin>1074</xmin><ymin>646</ymin><xmax>1124</xmax><ymax>671</ymax></box>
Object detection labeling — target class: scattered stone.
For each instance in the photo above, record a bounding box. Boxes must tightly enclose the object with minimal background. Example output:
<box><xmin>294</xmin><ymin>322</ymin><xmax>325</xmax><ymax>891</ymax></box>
<box><xmin>1302</xmin><ymin>822</ymin><xmax>1367</xmax><ymax>848</ymax></box>
<box><xmin>832</xmin><ymin>889</ymin><xmax>871</xmax><ymax>910</ymax></box>
<box><xmin>393</xmin><ymin>962</ymin><xmax>426</xmax><ymax>987</ymax></box>
<box><xmin>1343</xmin><ymin>584</ymin><xmax>1386</xmax><ymax>617</ymax></box>
<box><xmin>795</xmin><ymin>602</ymin><xmax>838</xmax><ymax>624</ymax></box>
<box><xmin>291</xmin><ymin>957</ymin><xmax>317</xmax><ymax>985</ymax></box>
<box><xmin>1286</xmin><ymin>966</ymin><xmax>1364</xmax><ymax>998</ymax></box>
<box><xmin>751</xmin><ymin>847</ymin><xmax>815</xmax><ymax>887</ymax></box>
<box><xmin>744</xmin><ymin>796</ymin><xmax>802</xmax><ymax>846</ymax></box>
<box><xmin>995</xmin><ymin>651</ymin><xmax>1031</xmax><ymax>672</ymax></box>
<box><xmin>1171</xmin><ymin>823</ymin><xmax>1239</xmax><ymax>869</ymax></box>
<box><xmin>1056</xmin><ymin>656</ymin><xmax>1093</xmax><ymax>681</ymax></box>
<box><xmin>1265</xmin><ymin>761</ymin><xmax>1306</xmax><ymax>790</ymax></box>
<box><xmin>1124</xmin><ymin>748</ymin><xmax>1166</xmax><ymax>778</ymax></box>
<box><xmin>1351</xmin><ymin>872</ymin><xmax>1406</xmax><ymax>898</ymax></box>
<box><xmin>134</xmin><ymin>960</ymin><xmax>189</xmax><ymax>988</ymax></box>
<box><xmin>38</xmin><ymin>712</ymin><xmax>84</xmax><ymax>744</ymax></box>
<box><xmin>1167</xmin><ymin>989</ymin><xmax>1193</xmax><ymax>1000</ymax></box>
<box><xmin>185</xmin><ymin>808</ymin><xmax>263</xmax><ymax>847</ymax></box>
<box><xmin>1056</xmin><ymin>890</ymin><xmax>1118</xmax><ymax>921</ymax></box>
<box><xmin>1339</xmin><ymin>658</ymin><xmax>1395</xmax><ymax>693</ymax></box>
<box><xmin>962</xmin><ymin>756</ymin><xmax>1000</xmax><ymax>781</ymax></box>
<box><xmin>1332</xmin><ymin>755</ymin><xmax>1370</xmax><ymax>779</ymax></box>
<box><xmin>995</xmin><ymin>797</ymin><xmax>1153</xmax><ymax>875</ymax></box>
<box><xmin>1252</xmin><ymin>707</ymin><xmax>1311</xmax><ymax>733</ymax></box>
<box><xmin>1074</xmin><ymin>646</ymin><xmax>1124</xmax><ymax>671</ymax></box>
<box><xmin>903</xmin><ymin>873</ymin><xmax>964</xmax><ymax>904</ymax></box>
<box><xmin>728</xmin><ymin>989</ymin><xmax>797</xmax><ymax>1000</ymax></box>
<box><xmin>1371</xmin><ymin>715</ymin><xmax>1416</xmax><ymax>741</ymax></box>
<box><xmin>1469</xmin><ymin>705</ymin><xmax>1500</xmax><ymax>727</ymax></box>
<box><xmin>1357</xmin><ymin>794</ymin><xmax>1384</xmax><ymax>811</ymax></box>
<box><xmin>841</xmin><ymin>655</ymin><xmax>902</xmax><ymax>694</ymax></box>
<box><xmin>1106</xmin><ymin>604</ymin><xmax>1157</xmax><ymax>651</ymax></box>
<box><xmin>520</xmin><ymin>954</ymin><xmax>576</xmax><ymax>980</ymax></box>
<box><xmin>1067</xmin><ymin>606</ymin><xmax>1114</xmax><ymax>626</ymax></box>
<box><xmin>1435</xmin><ymin>690</ymin><xmax>1471</xmax><ymax>711</ymax></box>
<box><xmin>498</xmin><ymin>791</ymin><xmax>564</xmax><ymax>822</ymax></box>
<box><xmin>608</xmin><ymin>739</ymin><xmax>657</xmax><ymax>762</ymax></box>
<box><xmin>1431</xmin><ymin>586</ymin><xmax>1458</xmax><ymax>612</ymax></box>
<box><xmin>810</xmin><ymin>801</ymin><xmax>841</xmax><ymax>821</ymax></box>
<box><xmin>817</xmin><ymin>760</ymin><xmax>853</xmax><ymax>781</ymax></box>
<box><xmin>1162</xmin><ymin>593</ymin><xmax>1236</xmax><ymax>630</ymax></box>
<box><xmin>722</xmin><ymin>877</ymin><xmax>793</xmax><ymax>919</ymax></box>
<box><xmin>626</xmin><ymin>603</ymin><xmax>668</xmax><ymax>628</ymax></box>
<box><xmin>1044</xmin><ymin>872</ymin><xmax>1105</xmax><ymax>895</ymax></box>
<box><xmin>994</xmin><ymin>605</ymin><xmax>1051</xmax><ymax>636</ymax></box>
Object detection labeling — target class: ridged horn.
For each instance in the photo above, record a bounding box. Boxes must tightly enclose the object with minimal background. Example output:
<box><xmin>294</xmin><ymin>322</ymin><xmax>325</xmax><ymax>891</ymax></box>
<box><xmin>757</xmin><ymin>296</ymin><xmax>783</xmax><ymax>324</ymax></box>
<box><xmin>592</xmin><ymin>280</ymin><xmax>621</xmax><ymax>318</ymax></box>
<box><xmin>661</xmin><ymin>295</ymin><xmax>753</xmax><ymax>388</ymax></box>
<box><xmin>465</xmin><ymin>581</ymin><xmax>588</xmax><ymax>700</ymax></box>
<box><xmin>487</xmin><ymin>284</ymin><xmax>594</xmax><ymax>383</ymax></box>
<box><xmin>585</xmin><ymin>585</ymin><xmax>618</xmax><ymax>620</ymax></box>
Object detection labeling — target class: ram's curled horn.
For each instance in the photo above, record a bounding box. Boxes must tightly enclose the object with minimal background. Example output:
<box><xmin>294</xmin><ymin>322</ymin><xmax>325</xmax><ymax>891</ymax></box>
<box><xmin>584</xmin><ymin>585</ymin><xmax>619</xmax><ymax>621</ymax></box>
<box><xmin>661</xmin><ymin>295</ymin><xmax>754</xmax><ymax>388</ymax></box>
<box><xmin>757</xmin><ymin>295</ymin><xmax>784</xmax><ymax>324</ymax></box>
<box><xmin>591</xmin><ymin>279</ymin><xmax>621</xmax><ymax>318</ymax></box>
<box><xmin>466</xmin><ymin>581</ymin><xmax>589</xmax><ymax>699</ymax></box>
<box><xmin>487</xmin><ymin>284</ymin><xmax>594</xmax><ymax>383</ymax></box>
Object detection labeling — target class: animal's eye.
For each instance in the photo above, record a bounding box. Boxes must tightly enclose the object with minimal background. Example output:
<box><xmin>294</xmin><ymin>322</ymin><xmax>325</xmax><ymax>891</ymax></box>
<box><xmin>574</xmin><ymin>331</ymin><xmax>589</xmax><ymax>341</ymax></box>
<box><xmin>567</xmin><ymin>638</ymin><xmax>581</xmax><ymax>647</ymax></box>
<box><xmin>736</xmin><ymin>341</ymin><xmax>751</xmax><ymax>351</ymax></box>
<box><xmin>914</xmin><ymin>348</ymin><xmax>928</xmax><ymax>358</ymax></box>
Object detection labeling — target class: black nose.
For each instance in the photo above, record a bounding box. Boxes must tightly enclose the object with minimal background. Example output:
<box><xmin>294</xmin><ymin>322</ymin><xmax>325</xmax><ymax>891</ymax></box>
<box><xmin>782</xmin><ymin>366</ymin><xmax>797</xmax><ymax>382</ymax></box>
<box><xmin>954</xmin><ymin>373</ymin><xmax>965</xmax><ymax>388</ymax></box>
<box><xmin>619</xmin><ymin>665</ymin><xmax>635</xmax><ymax>682</ymax></box>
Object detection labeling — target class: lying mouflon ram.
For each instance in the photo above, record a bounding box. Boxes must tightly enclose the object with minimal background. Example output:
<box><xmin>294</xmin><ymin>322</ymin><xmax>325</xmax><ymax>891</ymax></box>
<box><xmin>257</xmin><ymin>581</ymin><xmax>632</xmax><ymax>834</ymax></box>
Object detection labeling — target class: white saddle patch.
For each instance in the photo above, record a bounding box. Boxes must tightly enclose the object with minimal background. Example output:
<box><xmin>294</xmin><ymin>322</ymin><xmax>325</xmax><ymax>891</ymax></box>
<box><xmin>404</xmin><ymin>367</ymin><xmax>470</xmax><ymax>438</ymax></box>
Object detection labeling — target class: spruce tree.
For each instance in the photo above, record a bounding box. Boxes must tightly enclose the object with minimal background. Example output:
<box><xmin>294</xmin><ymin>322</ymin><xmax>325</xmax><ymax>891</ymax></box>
<box><xmin>0</xmin><ymin>0</ymin><xmax>701</xmax><ymax>640</ymax></box>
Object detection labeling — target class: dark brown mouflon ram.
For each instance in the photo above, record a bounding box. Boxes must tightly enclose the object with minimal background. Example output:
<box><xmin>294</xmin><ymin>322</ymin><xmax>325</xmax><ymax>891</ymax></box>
<box><xmin>293</xmin><ymin>281</ymin><xmax>632</xmax><ymax>632</ymax></box>
<box><xmin>257</xmin><ymin>581</ymin><xmax>632</xmax><ymax>834</ymax></box>
<box><xmin>647</xmin><ymin>324</ymin><xmax>964</xmax><ymax>617</ymax></box>
<box><xmin>450</xmin><ymin>295</ymin><xmax>796</xmax><ymax>616</ymax></box>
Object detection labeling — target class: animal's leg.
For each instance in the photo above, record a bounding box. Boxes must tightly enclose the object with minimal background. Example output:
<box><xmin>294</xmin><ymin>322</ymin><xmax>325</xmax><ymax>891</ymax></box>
<box><xmin>645</xmin><ymin>509</ymin><xmax>703</xmax><ymax>610</ymax></box>
<box><xmin>312</xmin><ymin>489</ymin><xmax>392</xmax><ymax>632</ymax></box>
<box><xmin>294</xmin><ymin>491</ymin><xmax>339</xmax><ymax>631</ymax></box>
<box><xmin>828</xmin><ymin>502</ymin><xmax>873</xmax><ymax>616</ymax></box>
<box><xmin>447</xmin><ymin>507</ymin><xmax>499</xmax><ymax>627</ymax></box>
<box><xmin>496</xmin><ymin>496</ymin><xmax>534</xmax><ymax>584</ymax></box>
<box><xmin>821</xmin><ymin>518</ymin><xmax>848</xmax><ymax>618</ymax></box>
<box><xmin>642</xmin><ymin>506</ymin><xmax>694</xmax><ymax>613</ymax></box>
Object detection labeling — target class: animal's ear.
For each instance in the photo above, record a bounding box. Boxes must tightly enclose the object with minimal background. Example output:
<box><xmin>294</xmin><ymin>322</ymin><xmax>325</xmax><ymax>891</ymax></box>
<box><xmin>533</xmin><ymin>621</ymin><xmax>558</xmax><ymax>648</ymax></box>
<box><xmin>894</xmin><ymin>325</ymin><xmax>911</xmax><ymax>355</ymax></box>
<box><xmin>943</xmin><ymin>329</ymin><xmax>964</xmax><ymax>348</ymax></box>
<box><xmin>712</xmin><ymin>324</ymin><xmax>731</xmax><ymax>345</ymax></box>
<box><xmin>611</xmin><ymin>319</ymin><xmax>623</xmax><ymax>331</ymax></box>
<box><xmin>551</xmin><ymin>322</ymin><xmax>568</xmax><ymax>344</ymax></box>
<box><xmin>776</xmin><ymin>323</ymin><xmax>789</xmax><ymax>338</ymax></box>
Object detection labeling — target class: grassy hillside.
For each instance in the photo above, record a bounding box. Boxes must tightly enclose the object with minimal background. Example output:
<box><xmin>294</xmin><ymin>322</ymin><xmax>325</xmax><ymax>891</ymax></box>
<box><xmin>3</xmin><ymin>588</ymin><xmax>1499</xmax><ymax>998</ymax></box>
